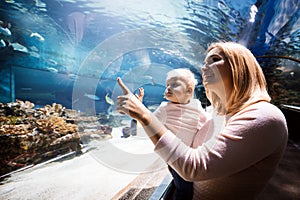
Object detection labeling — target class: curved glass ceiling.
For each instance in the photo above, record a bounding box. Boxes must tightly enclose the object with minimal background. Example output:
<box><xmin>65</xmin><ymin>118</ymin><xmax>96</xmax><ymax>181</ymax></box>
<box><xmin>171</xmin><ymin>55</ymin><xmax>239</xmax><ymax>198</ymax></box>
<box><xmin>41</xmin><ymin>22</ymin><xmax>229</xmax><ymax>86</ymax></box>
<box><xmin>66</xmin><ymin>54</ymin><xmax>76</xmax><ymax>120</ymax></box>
<box><xmin>0</xmin><ymin>0</ymin><xmax>299</xmax><ymax>109</ymax></box>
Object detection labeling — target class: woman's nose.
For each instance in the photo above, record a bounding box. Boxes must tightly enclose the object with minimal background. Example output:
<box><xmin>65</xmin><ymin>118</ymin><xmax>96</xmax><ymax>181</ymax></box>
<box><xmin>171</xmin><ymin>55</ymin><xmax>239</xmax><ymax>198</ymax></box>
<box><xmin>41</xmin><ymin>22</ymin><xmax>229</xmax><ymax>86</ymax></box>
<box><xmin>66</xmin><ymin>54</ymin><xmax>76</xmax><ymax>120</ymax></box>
<box><xmin>201</xmin><ymin>64</ymin><xmax>208</xmax><ymax>71</ymax></box>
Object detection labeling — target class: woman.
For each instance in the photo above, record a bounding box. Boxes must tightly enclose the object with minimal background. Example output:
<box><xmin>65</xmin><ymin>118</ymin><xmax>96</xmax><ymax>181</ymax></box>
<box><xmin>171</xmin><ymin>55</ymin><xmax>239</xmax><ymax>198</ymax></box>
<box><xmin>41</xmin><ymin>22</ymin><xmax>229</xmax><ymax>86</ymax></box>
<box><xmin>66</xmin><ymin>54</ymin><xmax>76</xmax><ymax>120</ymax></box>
<box><xmin>117</xmin><ymin>42</ymin><xmax>288</xmax><ymax>199</ymax></box>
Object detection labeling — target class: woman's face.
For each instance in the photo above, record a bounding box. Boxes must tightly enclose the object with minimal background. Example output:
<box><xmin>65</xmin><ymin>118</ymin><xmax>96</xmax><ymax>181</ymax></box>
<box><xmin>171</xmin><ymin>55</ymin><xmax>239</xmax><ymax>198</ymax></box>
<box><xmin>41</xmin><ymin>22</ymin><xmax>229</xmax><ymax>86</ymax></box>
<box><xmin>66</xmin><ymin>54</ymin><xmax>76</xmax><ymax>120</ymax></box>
<box><xmin>201</xmin><ymin>47</ymin><xmax>233</xmax><ymax>96</ymax></box>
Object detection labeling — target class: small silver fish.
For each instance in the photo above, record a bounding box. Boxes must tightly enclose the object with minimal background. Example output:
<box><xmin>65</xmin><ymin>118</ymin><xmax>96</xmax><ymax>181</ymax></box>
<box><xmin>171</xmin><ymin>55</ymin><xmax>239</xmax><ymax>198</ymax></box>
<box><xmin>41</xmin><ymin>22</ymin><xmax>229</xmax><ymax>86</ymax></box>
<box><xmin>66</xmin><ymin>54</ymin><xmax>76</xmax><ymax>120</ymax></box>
<box><xmin>10</xmin><ymin>42</ymin><xmax>29</xmax><ymax>53</ymax></box>
<box><xmin>30</xmin><ymin>32</ymin><xmax>45</xmax><ymax>42</ymax></box>
<box><xmin>20</xmin><ymin>88</ymin><xmax>32</xmax><ymax>91</ymax></box>
<box><xmin>143</xmin><ymin>75</ymin><xmax>155</xmax><ymax>85</ymax></box>
<box><xmin>48</xmin><ymin>59</ymin><xmax>58</xmax><ymax>65</ymax></box>
<box><xmin>46</xmin><ymin>67</ymin><xmax>58</xmax><ymax>73</ymax></box>
<box><xmin>68</xmin><ymin>73</ymin><xmax>78</xmax><ymax>80</ymax></box>
<box><xmin>84</xmin><ymin>93</ymin><xmax>100</xmax><ymax>101</ymax></box>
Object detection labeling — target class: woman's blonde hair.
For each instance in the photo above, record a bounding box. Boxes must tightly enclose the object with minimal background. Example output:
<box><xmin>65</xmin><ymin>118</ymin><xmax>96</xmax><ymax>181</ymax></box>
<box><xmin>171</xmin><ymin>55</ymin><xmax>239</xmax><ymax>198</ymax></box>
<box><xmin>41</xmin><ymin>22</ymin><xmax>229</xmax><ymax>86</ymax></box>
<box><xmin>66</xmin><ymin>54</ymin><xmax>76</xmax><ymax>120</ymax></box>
<box><xmin>205</xmin><ymin>42</ymin><xmax>271</xmax><ymax>115</ymax></box>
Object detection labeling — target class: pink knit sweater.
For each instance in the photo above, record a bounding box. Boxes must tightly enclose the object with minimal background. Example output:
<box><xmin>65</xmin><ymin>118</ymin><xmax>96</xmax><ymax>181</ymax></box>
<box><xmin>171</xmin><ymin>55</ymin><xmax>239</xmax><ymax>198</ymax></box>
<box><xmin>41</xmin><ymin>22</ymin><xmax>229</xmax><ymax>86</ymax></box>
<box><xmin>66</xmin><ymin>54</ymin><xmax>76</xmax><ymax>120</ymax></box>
<box><xmin>153</xmin><ymin>99</ymin><xmax>209</xmax><ymax>146</ymax></box>
<box><xmin>154</xmin><ymin>101</ymin><xmax>288</xmax><ymax>199</ymax></box>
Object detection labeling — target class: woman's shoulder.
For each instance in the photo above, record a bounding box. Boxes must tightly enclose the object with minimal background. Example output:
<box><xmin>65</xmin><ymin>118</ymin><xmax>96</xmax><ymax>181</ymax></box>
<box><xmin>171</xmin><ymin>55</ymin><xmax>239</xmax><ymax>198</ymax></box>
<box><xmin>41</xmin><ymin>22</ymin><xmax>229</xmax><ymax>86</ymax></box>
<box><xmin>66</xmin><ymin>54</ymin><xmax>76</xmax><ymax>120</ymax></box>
<box><xmin>225</xmin><ymin>101</ymin><xmax>288</xmax><ymax>142</ymax></box>
<box><xmin>248</xmin><ymin>101</ymin><xmax>284</xmax><ymax>116</ymax></box>
<box><xmin>234</xmin><ymin>101</ymin><xmax>287</xmax><ymax>127</ymax></box>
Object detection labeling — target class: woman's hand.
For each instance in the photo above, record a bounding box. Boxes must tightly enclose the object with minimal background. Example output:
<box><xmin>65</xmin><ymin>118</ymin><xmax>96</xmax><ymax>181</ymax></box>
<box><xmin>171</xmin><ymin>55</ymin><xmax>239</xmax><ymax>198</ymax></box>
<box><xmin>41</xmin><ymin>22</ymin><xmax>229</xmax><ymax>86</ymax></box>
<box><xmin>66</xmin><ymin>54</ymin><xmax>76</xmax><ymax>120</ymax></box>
<box><xmin>117</xmin><ymin>77</ymin><xmax>151</xmax><ymax>125</ymax></box>
<box><xmin>117</xmin><ymin>77</ymin><xmax>167</xmax><ymax>143</ymax></box>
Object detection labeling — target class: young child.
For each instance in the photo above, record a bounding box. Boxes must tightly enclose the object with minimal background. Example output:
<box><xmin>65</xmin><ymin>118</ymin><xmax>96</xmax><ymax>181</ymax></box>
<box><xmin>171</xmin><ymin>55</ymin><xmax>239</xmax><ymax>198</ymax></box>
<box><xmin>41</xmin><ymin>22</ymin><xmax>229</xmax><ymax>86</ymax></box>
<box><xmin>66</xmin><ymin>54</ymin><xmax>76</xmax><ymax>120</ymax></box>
<box><xmin>137</xmin><ymin>68</ymin><xmax>210</xmax><ymax>200</ymax></box>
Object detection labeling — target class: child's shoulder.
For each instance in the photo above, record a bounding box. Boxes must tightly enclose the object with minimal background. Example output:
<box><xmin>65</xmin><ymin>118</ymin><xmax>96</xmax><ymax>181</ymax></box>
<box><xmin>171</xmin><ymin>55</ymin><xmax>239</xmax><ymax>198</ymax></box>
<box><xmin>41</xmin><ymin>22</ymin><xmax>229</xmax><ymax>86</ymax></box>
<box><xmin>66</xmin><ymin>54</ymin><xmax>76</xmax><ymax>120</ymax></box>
<box><xmin>189</xmin><ymin>98</ymin><xmax>202</xmax><ymax>107</ymax></box>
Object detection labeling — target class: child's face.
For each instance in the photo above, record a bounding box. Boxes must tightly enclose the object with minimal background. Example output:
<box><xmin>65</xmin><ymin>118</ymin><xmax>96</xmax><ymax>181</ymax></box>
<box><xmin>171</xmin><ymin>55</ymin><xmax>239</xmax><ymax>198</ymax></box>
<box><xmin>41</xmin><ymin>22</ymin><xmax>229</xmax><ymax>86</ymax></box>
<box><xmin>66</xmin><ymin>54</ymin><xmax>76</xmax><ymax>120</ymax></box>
<box><xmin>164</xmin><ymin>77</ymin><xmax>191</xmax><ymax>104</ymax></box>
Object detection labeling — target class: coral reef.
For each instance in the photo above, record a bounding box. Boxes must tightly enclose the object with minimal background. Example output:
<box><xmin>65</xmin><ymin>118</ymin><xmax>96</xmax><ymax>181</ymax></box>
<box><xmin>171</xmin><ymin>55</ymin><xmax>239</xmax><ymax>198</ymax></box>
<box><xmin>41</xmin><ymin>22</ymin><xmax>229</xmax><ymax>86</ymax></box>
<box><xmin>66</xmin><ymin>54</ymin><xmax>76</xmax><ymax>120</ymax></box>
<box><xmin>0</xmin><ymin>100</ymin><xmax>112</xmax><ymax>176</ymax></box>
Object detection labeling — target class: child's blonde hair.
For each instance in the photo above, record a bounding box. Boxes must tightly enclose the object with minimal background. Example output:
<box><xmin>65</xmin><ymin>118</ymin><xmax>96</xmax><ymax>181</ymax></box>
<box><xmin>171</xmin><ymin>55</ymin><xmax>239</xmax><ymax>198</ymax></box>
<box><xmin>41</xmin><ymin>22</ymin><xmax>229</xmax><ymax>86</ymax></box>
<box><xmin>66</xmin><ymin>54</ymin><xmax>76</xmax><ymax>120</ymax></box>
<box><xmin>166</xmin><ymin>68</ymin><xmax>198</xmax><ymax>96</ymax></box>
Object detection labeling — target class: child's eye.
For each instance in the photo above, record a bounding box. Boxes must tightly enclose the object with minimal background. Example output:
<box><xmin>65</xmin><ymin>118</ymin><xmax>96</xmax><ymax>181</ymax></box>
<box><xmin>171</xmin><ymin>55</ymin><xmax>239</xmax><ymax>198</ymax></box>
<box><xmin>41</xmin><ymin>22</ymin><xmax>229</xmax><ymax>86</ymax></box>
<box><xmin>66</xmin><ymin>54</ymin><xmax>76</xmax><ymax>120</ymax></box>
<box><xmin>171</xmin><ymin>83</ymin><xmax>177</xmax><ymax>88</ymax></box>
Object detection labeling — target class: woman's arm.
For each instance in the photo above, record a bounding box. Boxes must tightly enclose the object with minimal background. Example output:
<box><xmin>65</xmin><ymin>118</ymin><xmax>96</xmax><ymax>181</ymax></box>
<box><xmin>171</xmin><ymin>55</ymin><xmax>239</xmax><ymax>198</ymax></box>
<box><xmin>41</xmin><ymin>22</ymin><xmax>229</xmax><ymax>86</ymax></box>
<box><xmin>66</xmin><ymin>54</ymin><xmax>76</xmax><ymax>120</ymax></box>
<box><xmin>154</xmin><ymin>104</ymin><xmax>287</xmax><ymax>181</ymax></box>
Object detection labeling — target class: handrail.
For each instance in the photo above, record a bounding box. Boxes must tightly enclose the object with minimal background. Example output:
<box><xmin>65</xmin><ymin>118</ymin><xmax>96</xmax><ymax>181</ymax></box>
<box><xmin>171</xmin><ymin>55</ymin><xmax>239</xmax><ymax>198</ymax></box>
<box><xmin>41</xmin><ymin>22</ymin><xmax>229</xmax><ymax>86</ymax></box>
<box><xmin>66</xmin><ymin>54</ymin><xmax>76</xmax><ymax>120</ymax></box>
<box><xmin>149</xmin><ymin>173</ymin><xmax>173</xmax><ymax>200</ymax></box>
<box><xmin>281</xmin><ymin>104</ymin><xmax>300</xmax><ymax>112</ymax></box>
<box><xmin>256</xmin><ymin>55</ymin><xmax>300</xmax><ymax>64</ymax></box>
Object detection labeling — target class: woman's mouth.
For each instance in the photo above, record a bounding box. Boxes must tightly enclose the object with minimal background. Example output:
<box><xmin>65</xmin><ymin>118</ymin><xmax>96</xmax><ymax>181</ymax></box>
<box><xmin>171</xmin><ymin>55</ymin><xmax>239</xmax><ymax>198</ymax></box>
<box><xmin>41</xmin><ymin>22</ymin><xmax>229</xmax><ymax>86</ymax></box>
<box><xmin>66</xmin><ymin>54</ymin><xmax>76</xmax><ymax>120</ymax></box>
<box><xmin>202</xmin><ymin>73</ymin><xmax>214</xmax><ymax>82</ymax></box>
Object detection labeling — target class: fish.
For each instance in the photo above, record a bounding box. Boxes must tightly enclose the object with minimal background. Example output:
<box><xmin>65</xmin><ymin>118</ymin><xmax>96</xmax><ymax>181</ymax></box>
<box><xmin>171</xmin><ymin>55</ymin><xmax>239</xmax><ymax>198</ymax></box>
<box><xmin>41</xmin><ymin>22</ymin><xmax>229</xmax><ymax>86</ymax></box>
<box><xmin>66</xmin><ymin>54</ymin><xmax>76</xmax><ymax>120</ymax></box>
<box><xmin>105</xmin><ymin>93</ymin><xmax>114</xmax><ymax>105</ymax></box>
<box><xmin>46</xmin><ymin>67</ymin><xmax>58</xmax><ymax>73</ymax></box>
<box><xmin>20</xmin><ymin>87</ymin><xmax>32</xmax><ymax>91</ymax></box>
<box><xmin>0</xmin><ymin>27</ymin><xmax>11</xmax><ymax>36</ymax></box>
<box><xmin>10</xmin><ymin>42</ymin><xmax>29</xmax><ymax>53</ymax></box>
<box><xmin>30</xmin><ymin>51</ymin><xmax>40</xmax><ymax>58</ymax></box>
<box><xmin>143</xmin><ymin>75</ymin><xmax>156</xmax><ymax>85</ymax></box>
<box><xmin>30</xmin><ymin>32</ymin><xmax>45</xmax><ymax>42</ymax></box>
<box><xmin>67</xmin><ymin>73</ymin><xmax>78</xmax><ymax>80</ymax></box>
<box><xmin>84</xmin><ymin>93</ymin><xmax>100</xmax><ymax>101</ymax></box>
<box><xmin>48</xmin><ymin>59</ymin><xmax>58</xmax><ymax>65</ymax></box>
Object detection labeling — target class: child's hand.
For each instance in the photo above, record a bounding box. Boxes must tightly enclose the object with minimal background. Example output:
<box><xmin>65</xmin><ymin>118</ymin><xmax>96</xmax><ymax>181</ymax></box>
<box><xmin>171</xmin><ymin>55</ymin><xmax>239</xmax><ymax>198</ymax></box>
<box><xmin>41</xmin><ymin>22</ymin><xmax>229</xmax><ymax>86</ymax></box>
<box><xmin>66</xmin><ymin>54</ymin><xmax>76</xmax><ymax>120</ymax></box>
<box><xmin>135</xmin><ymin>87</ymin><xmax>144</xmax><ymax>102</ymax></box>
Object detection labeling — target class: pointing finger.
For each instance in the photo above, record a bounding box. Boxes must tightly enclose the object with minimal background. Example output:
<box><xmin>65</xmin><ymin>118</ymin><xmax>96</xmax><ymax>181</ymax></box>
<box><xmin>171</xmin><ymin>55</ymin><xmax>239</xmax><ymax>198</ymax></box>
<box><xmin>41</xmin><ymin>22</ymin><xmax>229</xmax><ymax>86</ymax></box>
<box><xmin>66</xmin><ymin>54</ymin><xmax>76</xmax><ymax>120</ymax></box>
<box><xmin>117</xmin><ymin>77</ymin><xmax>131</xmax><ymax>95</ymax></box>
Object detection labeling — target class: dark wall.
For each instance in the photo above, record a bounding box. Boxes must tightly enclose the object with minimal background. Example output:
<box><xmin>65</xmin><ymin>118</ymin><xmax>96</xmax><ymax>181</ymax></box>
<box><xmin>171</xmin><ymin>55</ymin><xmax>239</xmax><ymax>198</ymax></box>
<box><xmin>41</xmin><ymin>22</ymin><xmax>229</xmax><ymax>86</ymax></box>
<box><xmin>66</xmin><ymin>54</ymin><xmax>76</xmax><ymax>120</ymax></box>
<box><xmin>281</xmin><ymin>105</ymin><xmax>300</xmax><ymax>143</ymax></box>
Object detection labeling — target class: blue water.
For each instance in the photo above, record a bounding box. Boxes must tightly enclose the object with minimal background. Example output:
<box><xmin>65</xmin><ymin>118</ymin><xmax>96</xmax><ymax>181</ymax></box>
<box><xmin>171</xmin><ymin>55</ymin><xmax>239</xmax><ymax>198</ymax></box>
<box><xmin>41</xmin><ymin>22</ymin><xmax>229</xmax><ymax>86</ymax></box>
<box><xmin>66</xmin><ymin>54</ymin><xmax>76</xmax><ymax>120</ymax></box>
<box><xmin>0</xmin><ymin>0</ymin><xmax>299</xmax><ymax>113</ymax></box>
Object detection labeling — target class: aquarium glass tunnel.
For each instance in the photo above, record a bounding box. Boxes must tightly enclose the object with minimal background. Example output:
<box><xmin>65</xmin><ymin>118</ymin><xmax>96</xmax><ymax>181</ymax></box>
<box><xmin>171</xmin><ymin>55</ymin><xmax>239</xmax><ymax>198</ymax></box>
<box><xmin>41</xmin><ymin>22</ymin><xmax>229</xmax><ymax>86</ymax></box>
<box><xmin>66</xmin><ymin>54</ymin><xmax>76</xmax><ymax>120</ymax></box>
<box><xmin>0</xmin><ymin>0</ymin><xmax>299</xmax><ymax>199</ymax></box>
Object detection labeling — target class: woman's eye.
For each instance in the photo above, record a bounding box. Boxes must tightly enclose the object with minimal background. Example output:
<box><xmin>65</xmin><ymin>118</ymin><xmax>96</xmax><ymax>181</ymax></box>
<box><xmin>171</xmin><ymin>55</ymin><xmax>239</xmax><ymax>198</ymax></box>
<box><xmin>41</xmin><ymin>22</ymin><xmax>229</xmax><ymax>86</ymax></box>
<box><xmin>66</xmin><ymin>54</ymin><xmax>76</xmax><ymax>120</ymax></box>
<box><xmin>212</xmin><ymin>57</ymin><xmax>221</xmax><ymax>62</ymax></box>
